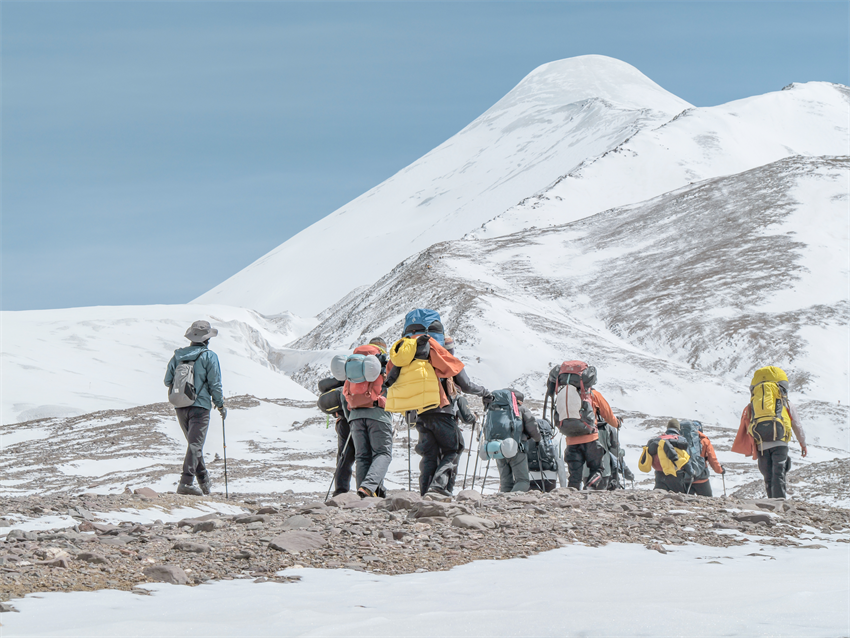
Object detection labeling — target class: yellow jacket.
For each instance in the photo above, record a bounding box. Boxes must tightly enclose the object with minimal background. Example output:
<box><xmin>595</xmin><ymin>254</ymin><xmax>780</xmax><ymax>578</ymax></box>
<box><xmin>385</xmin><ymin>338</ymin><xmax>441</xmax><ymax>413</ymax></box>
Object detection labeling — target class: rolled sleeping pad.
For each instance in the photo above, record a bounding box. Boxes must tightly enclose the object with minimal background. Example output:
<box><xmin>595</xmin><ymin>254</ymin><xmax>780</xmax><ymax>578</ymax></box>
<box><xmin>478</xmin><ymin>438</ymin><xmax>518</xmax><ymax>461</ymax></box>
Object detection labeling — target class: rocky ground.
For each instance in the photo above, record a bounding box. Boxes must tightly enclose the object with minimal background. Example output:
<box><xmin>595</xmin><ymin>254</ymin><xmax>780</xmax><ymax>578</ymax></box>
<box><xmin>2</xmin><ymin>486</ymin><xmax>848</xmax><ymax>607</ymax></box>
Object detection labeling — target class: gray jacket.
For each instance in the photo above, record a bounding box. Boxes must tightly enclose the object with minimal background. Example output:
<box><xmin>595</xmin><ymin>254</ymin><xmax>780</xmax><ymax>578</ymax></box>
<box><xmin>520</xmin><ymin>405</ymin><xmax>542</xmax><ymax>442</ymax></box>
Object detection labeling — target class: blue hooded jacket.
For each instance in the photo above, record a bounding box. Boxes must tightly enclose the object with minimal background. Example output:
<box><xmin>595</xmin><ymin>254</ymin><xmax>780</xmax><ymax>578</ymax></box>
<box><xmin>164</xmin><ymin>344</ymin><xmax>224</xmax><ymax>410</ymax></box>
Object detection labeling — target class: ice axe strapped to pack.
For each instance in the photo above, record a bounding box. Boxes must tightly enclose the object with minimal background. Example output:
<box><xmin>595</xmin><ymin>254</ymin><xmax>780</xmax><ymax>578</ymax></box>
<box><xmin>547</xmin><ymin>361</ymin><xmax>597</xmax><ymax>437</ymax></box>
<box><xmin>479</xmin><ymin>389</ymin><xmax>523</xmax><ymax>460</ymax></box>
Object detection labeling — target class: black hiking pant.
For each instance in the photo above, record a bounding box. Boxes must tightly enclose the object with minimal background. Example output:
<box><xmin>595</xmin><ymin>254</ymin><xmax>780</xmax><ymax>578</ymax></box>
<box><xmin>688</xmin><ymin>480</ymin><xmax>713</xmax><ymax>497</ymax></box>
<box><xmin>416</xmin><ymin>413</ymin><xmax>463</xmax><ymax>495</ymax></box>
<box><xmin>565</xmin><ymin>440</ymin><xmax>607</xmax><ymax>490</ymax></box>
<box><xmin>654</xmin><ymin>470</ymin><xmax>686</xmax><ymax>493</ymax></box>
<box><xmin>334</xmin><ymin>417</ymin><xmax>356</xmax><ymax>495</ymax></box>
<box><xmin>176</xmin><ymin>406</ymin><xmax>210</xmax><ymax>485</ymax></box>
<box><xmin>757</xmin><ymin>445</ymin><xmax>789</xmax><ymax>498</ymax></box>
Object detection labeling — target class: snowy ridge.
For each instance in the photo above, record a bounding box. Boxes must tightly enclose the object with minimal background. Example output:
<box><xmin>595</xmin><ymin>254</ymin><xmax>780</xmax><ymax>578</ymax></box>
<box><xmin>289</xmin><ymin>156</ymin><xmax>850</xmax><ymax>452</ymax></box>
<box><xmin>195</xmin><ymin>56</ymin><xmax>690</xmax><ymax>316</ymax></box>
<box><xmin>0</xmin><ymin>304</ymin><xmax>318</xmax><ymax>424</ymax></box>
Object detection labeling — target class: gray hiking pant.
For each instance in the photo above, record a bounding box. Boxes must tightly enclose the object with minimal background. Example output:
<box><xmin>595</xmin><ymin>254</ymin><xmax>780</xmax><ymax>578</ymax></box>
<box><xmin>497</xmin><ymin>451</ymin><xmax>530</xmax><ymax>492</ymax></box>
<box><xmin>350</xmin><ymin>418</ymin><xmax>393</xmax><ymax>493</ymax></box>
<box><xmin>175</xmin><ymin>406</ymin><xmax>210</xmax><ymax>484</ymax></box>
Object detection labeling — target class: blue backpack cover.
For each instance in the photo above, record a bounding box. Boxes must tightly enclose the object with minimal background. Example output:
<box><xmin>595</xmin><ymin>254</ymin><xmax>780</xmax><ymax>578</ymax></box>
<box><xmin>680</xmin><ymin>420</ymin><xmax>708</xmax><ymax>481</ymax></box>
<box><xmin>402</xmin><ymin>309</ymin><xmax>445</xmax><ymax>345</ymax></box>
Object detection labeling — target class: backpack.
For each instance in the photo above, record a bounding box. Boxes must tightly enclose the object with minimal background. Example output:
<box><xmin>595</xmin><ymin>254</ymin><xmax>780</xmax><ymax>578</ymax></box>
<box><xmin>332</xmin><ymin>345</ymin><xmax>386</xmax><ymax>410</ymax></box>
<box><xmin>479</xmin><ymin>389</ymin><xmax>523</xmax><ymax>460</ymax></box>
<box><xmin>748</xmin><ymin>366</ymin><xmax>793</xmax><ymax>444</ymax></box>
<box><xmin>527</xmin><ymin>418</ymin><xmax>558</xmax><ymax>473</ymax></box>
<box><xmin>316</xmin><ymin>377</ymin><xmax>345</xmax><ymax>415</ymax></box>
<box><xmin>402</xmin><ymin>309</ymin><xmax>445</xmax><ymax>346</ymax></box>
<box><xmin>680</xmin><ymin>420</ymin><xmax>708</xmax><ymax>481</ymax></box>
<box><xmin>317</xmin><ymin>388</ymin><xmax>345</xmax><ymax>415</ymax></box>
<box><xmin>552</xmin><ymin>361</ymin><xmax>597</xmax><ymax>437</ymax></box>
<box><xmin>168</xmin><ymin>360</ymin><xmax>196</xmax><ymax>408</ymax></box>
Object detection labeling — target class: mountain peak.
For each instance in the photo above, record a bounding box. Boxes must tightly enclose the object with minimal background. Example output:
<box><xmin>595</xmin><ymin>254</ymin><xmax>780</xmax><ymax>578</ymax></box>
<box><xmin>490</xmin><ymin>55</ymin><xmax>692</xmax><ymax>116</ymax></box>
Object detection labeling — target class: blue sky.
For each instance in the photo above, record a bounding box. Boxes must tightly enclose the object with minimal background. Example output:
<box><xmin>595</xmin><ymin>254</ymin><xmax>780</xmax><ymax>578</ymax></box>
<box><xmin>2</xmin><ymin>1</ymin><xmax>847</xmax><ymax>311</ymax></box>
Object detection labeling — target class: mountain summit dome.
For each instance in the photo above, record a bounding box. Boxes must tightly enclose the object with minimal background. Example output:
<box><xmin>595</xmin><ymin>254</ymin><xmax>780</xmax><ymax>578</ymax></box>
<box><xmin>489</xmin><ymin>55</ymin><xmax>692</xmax><ymax>116</ymax></box>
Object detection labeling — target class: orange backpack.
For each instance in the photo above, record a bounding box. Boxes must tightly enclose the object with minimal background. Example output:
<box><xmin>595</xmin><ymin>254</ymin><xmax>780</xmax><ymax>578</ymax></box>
<box><xmin>343</xmin><ymin>344</ymin><xmax>387</xmax><ymax>409</ymax></box>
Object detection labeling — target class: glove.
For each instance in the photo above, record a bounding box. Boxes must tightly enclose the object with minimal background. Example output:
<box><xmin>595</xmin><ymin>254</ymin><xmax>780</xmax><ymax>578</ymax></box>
<box><xmin>217</xmin><ymin>406</ymin><xmax>228</xmax><ymax>420</ymax></box>
<box><xmin>720</xmin><ymin>466</ymin><xmax>726</xmax><ymax>475</ymax></box>
<box><xmin>616</xmin><ymin>416</ymin><xmax>623</xmax><ymax>428</ymax></box>
<box><xmin>482</xmin><ymin>393</ymin><xmax>494</xmax><ymax>409</ymax></box>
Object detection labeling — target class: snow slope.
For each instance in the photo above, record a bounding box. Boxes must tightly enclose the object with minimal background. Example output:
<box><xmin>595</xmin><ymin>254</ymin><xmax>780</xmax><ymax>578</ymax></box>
<box><xmin>4</xmin><ymin>541</ymin><xmax>849</xmax><ymax>637</ymax></box>
<box><xmin>196</xmin><ymin>59</ymin><xmax>847</xmax><ymax>317</ymax></box>
<box><xmin>289</xmin><ymin>156</ymin><xmax>850</xmax><ymax>452</ymax></box>
<box><xmin>0</xmin><ymin>304</ymin><xmax>318</xmax><ymax>424</ymax></box>
<box><xmin>196</xmin><ymin>55</ymin><xmax>692</xmax><ymax>316</ymax></box>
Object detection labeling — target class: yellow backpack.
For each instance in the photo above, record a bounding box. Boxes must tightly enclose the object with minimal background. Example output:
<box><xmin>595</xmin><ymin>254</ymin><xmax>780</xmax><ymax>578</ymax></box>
<box><xmin>748</xmin><ymin>366</ymin><xmax>792</xmax><ymax>444</ymax></box>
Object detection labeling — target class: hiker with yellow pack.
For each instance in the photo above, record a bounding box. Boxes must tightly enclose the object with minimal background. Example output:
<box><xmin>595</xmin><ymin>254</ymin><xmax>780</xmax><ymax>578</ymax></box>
<box><xmin>732</xmin><ymin>366</ymin><xmax>807</xmax><ymax>499</ymax></box>
<box><xmin>638</xmin><ymin>419</ymin><xmax>692</xmax><ymax>492</ymax></box>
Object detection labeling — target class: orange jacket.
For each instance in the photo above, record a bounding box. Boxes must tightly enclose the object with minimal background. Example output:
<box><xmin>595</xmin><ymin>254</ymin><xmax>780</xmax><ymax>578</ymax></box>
<box><xmin>565</xmin><ymin>389</ymin><xmax>618</xmax><ymax>446</ymax></box>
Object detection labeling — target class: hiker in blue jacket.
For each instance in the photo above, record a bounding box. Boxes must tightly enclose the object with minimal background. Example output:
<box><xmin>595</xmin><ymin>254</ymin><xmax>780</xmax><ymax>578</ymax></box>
<box><xmin>164</xmin><ymin>320</ymin><xmax>226</xmax><ymax>496</ymax></box>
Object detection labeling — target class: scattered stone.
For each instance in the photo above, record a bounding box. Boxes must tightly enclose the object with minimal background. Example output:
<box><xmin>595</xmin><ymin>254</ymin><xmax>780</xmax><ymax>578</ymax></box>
<box><xmin>345</xmin><ymin>497</ymin><xmax>381</xmax><ymax>509</ymax></box>
<box><xmin>255</xmin><ymin>506</ymin><xmax>279</xmax><ymax>515</ymax></box>
<box><xmin>326</xmin><ymin>492</ymin><xmax>361</xmax><ymax>507</ymax></box>
<box><xmin>377</xmin><ymin>530</ymin><xmax>395</xmax><ymax>541</ymax></box>
<box><xmin>233</xmin><ymin>515</ymin><xmax>271</xmax><ymax>525</ymax></box>
<box><xmin>733</xmin><ymin>513</ymin><xmax>772</xmax><ymax>525</ymax></box>
<box><xmin>423</xmin><ymin>492</ymin><xmax>452</xmax><ymax>502</ymax></box>
<box><xmin>456</xmin><ymin>490</ymin><xmax>482</xmax><ymax>503</ymax></box>
<box><xmin>798</xmin><ymin>544</ymin><xmax>827</xmax><ymax>550</ymax></box>
<box><xmin>192</xmin><ymin>519</ymin><xmax>224</xmax><ymax>533</ymax></box>
<box><xmin>451</xmin><ymin>515</ymin><xmax>496</xmax><ymax>530</ymax></box>
<box><xmin>235</xmin><ymin>549</ymin><xmax>256</xmax><ymax>559</ymax></box>
<box><xmin>133</xmin><ymin>488</ymin><xmax>159</xmax><ymax>498</ymax></box>
<box><xmin>376</xmin><ymin>491</ymin><xmax>422</xmax><ymax>511</ymax></box>
<box><xmin>172</xmin><ymin>541</ymin><xmax>211</xmax><ymax>553</ymax></box>
<box><xmin>177</xmin><ymin>514</ymin><xmax>219</xmax><ymax>528</ymax></box>
<box><xmin>245</xmin><ymin>522</ymin><xmax>264</xmax><ymax>531</ymax></box>
<box><xmin>281</xmin><ymin>515</ymin><xmax>312</xmax><ymax>530</ymax></box>
<box><xmin>40</xmin><ymin>557</ymin><xmax>70</xmax><ymax>568</ymax></box>
<box><xmin>76</xmin><ymin>552</ymin><xmax>109</xmax><ymax>565</ymax></box>
<box><xmin>0</xmin><ymin>602</ymin><xmax>19</xmax><ymax>613</ymax></box>
<box><xmin>268</xmin><ymin>531</ymin><xmax>327</xmax><ymax>553</ymax></box>
<box><xmin>143</xmin><ymin>565</ymin><xmax>189</xmax><ymax>585</ymax></box>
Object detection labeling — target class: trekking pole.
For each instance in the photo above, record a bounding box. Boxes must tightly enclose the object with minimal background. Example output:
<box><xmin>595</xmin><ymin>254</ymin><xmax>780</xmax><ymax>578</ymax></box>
<box><xmin>325</xmin><ymin>430</ymin><xmax>353</xmax><ymax>501</ymax></box>
<box><xmin>480</xmin><ymin>459</ymin><xmax>491</xmax><ymax>496</ymax></box>
<box><xmin>722</xmin><ymin>470</ymin><xmax>727</xmax><ymax>497</ymax></box>
<box><xmin>407</xmin><ymin>412</ymin><xmax>413</xmax><ymax>492</ymax></box>
<box><xmin>462</xmin><ymin>415</ymin><xmax>478</xmax><ymax>490</ymax></box>
<box><xmin>221</xmin><ymin>412</ymin><xmax>228</xmax><ymax>500</ymax></box>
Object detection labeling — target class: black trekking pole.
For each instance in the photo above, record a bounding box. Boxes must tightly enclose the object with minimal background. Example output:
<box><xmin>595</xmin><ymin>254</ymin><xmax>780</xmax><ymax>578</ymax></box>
<box><xmin>406</xmin><ymin>411</ymin><xmax>414</xmax><ymax>492</ymax></box>
<box><xmin>325</xmin><ymin>430</ymin><xmax>353</xmax><ymax>501</ymax></box>
<box><xmin>480</xmin><ymin>459</ymin><xmax>491</xmax><ymax>496</ymax></box>
<box><xmin>221</xmin><ymin>412</ymin><xmax>229</xmax><ymax>500</ymax></box>
<box><xmin>462</xmin><ymin>415</ymin><xmax>478</xmax><ymax>490</ymax></box>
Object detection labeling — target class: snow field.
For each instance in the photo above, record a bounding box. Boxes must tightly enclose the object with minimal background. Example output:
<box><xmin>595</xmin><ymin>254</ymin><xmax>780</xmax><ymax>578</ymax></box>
<box><xmin>3</xmin><ymin>540</ymin><xmax>848</xmax><ymax>637</ymax></box>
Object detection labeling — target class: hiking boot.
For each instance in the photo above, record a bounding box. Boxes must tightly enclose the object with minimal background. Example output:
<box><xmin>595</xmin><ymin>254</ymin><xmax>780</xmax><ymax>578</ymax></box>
<box><xmin>198</xmin><ymin>476</ymin><xmax>212</xmax><ymax>496</ymax></box>
<box><xmin>357</xmin><ymin>487</ymin><xmax>375</xmax><ymax>499</ymax></box>
<box><xmin>332</xmin><ymin>488</ymin><xmax>349</xmax><ymax>497</ymax></box>
<box><xmin>177</xmin><ymin>482</ymin><xmax>203</xmax><ymax>496</ymax></box>
<box><xmin>584</xmin><ymin>471</ymin><xmax>603</xmax><ymax>490</ymax></box>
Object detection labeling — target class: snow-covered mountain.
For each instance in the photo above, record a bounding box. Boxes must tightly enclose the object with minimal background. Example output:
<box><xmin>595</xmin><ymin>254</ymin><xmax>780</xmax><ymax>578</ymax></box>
<box><xmin>196</xmin><ymin>56</ymin><xmax>848</xmax><ymax>317</ymax></box>
<box><xmin>289</xmin><ymin>155</ymin><xmax>849</xmax><ymax>452</ymax></box>
<box><xmin>2</xmin><ymin>55</ymin><xmax>848</xmax><ymax>502</ymax></box>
